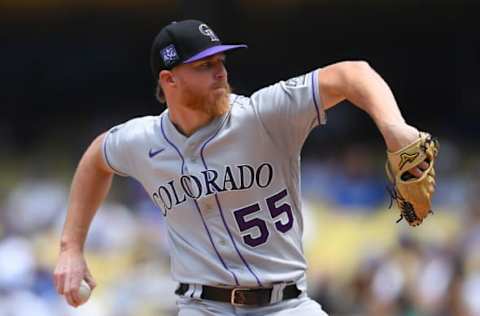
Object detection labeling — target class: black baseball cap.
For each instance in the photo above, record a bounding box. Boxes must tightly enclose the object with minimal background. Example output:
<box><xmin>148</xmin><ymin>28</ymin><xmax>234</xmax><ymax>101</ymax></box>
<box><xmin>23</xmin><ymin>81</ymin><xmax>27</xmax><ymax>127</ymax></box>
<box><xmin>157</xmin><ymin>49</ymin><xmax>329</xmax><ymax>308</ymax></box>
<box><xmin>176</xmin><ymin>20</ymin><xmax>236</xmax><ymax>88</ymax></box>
<box><xmin>150</xmin><ymin>19</ymin><xmax>247</xmax><ymax>82</ymax></box>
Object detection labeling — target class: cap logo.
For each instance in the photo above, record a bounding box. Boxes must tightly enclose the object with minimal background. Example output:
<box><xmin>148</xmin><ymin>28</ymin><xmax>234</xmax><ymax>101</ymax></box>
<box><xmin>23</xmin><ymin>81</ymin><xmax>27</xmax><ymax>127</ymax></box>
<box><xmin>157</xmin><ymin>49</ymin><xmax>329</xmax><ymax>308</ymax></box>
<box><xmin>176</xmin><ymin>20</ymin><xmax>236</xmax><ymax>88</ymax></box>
<box><xmin>199</xmin><ymin>24</ymin><xmax>219</xmax><ymax>42</ymax></box>
<box><xmin>160</xmin><ymin>44</ymin><xmax>179</xmax><ymax>67</ymax></box>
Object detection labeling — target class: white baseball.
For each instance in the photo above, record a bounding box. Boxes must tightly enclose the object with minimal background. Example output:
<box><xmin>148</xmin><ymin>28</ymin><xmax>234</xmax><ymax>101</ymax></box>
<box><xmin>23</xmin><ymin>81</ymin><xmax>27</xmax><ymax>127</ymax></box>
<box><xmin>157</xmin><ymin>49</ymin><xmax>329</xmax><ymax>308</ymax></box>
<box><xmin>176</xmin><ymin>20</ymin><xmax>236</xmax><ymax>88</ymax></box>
<box><xmin>77</xmin><ymin>280</ymin><xmax>91</xmax><ymax>304</ymax></box>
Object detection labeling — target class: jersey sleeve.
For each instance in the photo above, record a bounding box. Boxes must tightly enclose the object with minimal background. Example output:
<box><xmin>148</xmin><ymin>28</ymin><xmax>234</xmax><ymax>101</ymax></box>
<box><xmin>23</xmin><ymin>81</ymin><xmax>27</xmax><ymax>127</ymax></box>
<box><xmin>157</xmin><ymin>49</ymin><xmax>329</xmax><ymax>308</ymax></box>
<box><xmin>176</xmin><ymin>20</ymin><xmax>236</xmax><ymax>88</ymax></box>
<box><xmin>250</xmin><ymin>69</ymin><xmax>326</xmax><ymax>155</ymax></box>
<box><xmin>102</xmin><ymin>122</ymin><xmax>136</xmax><ymax>177</ymax></box>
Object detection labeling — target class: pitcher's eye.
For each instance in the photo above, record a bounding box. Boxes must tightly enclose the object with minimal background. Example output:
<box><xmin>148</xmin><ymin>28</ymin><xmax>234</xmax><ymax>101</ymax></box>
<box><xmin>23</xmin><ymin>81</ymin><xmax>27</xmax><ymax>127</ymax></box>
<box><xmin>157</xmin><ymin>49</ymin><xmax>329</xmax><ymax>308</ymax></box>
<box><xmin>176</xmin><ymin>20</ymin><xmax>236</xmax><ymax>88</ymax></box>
<box><xmin>199</xmin><ymin>62</ymin><xmax>212</xmax><ymax>69</ymax></box>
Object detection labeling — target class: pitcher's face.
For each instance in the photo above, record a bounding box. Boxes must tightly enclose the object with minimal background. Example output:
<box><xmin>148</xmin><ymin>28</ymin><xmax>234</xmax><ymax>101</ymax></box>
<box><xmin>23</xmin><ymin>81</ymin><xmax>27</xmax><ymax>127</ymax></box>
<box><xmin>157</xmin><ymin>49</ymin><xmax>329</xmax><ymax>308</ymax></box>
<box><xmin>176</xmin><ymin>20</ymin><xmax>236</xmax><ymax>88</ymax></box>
<box><xmin>173</xmin><ymin>53</ymin><xmax>230</xmax><ymax>116</ymax></box>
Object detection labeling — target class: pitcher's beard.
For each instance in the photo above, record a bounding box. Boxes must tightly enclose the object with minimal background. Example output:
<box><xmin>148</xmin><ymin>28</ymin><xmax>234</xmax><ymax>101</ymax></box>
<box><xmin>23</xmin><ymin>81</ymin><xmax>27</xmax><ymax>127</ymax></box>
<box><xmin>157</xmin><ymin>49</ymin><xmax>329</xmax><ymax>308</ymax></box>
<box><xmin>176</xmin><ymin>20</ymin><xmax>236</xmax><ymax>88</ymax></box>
<box><xmin>182</xmin><ymin>83</ymin><xmax>231</xmax><ymax>118</ymax></box>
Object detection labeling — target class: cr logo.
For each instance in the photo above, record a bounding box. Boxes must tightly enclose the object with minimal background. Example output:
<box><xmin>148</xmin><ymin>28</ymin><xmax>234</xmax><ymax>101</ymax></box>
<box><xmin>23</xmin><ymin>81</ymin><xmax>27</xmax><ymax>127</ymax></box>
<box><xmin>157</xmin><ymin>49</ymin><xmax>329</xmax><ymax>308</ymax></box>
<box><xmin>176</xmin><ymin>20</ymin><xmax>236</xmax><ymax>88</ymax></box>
<box><xmin>199</xmin><ymin>24</ymin><xmax>220</xmax><ymax>42</ymax></box>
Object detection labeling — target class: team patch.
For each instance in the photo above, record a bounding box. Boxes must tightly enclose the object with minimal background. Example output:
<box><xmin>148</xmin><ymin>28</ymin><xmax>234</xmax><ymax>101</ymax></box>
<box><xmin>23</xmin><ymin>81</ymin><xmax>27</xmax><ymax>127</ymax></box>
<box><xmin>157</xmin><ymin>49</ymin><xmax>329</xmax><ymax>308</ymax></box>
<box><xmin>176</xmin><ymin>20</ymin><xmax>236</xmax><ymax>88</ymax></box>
<box><xmin>284</xmin><ymin>74</ymin><xmax>307</xmax><ymax>88</ymax></box>
<box><xmin>110</xmin><ymin>123</ymin><xmax>124</xmax><ymax>134</ymax></box>
<box><xmin>161</xmin><ymin>44</ymin><xmax>179</xmax><ymax>67</ymax></box>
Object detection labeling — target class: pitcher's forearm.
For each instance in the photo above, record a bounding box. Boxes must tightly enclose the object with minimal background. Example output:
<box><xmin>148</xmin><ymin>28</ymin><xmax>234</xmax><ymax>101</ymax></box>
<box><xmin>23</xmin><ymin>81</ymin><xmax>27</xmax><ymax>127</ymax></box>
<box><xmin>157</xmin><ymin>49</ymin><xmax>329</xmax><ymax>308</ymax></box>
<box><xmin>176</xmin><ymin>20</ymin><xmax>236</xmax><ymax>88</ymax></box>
<box><xmin>348</xmin><ymin>68</ymin><xmax>416</xmax><ymax>151</ymax></box>
<box><xmin>324</xmin><ymin>62</ymin><xmax>417</xmax><ymax>151</ymax></box>
<box><xmin>358</xmin><ymin>81</ymin><xmax>417</xmax><ymax>152</ymax></box>
<box><xmin>339</xmin><ymin>63</ymin><xmax>405</xmax><ymax>124</ymax></box>
<box><xmin>60</xmin><ymin>134</ymin><xmax>114</xmax><ymax>252</ymax></box>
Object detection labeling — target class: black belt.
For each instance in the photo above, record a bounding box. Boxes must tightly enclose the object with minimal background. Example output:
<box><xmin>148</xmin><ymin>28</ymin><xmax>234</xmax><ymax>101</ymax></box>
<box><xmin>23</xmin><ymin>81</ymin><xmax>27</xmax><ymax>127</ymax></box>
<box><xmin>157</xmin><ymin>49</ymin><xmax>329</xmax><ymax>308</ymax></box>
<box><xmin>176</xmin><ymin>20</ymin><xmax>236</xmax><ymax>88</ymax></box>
<box><xmin>175</xmin><ymin>283</ymin><xmax>301</xmax><ymax>306</ymax></box>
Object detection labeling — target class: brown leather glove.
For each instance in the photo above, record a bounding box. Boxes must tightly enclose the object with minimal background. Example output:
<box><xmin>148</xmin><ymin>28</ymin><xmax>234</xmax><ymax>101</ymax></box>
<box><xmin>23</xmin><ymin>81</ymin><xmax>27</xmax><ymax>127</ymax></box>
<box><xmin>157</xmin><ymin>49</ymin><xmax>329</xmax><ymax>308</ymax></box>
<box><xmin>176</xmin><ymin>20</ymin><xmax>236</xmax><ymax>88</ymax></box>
<box><xmin>385</xmin><ymin>132</ymin><xmax>439</xmax><ymax>226</ymax></box>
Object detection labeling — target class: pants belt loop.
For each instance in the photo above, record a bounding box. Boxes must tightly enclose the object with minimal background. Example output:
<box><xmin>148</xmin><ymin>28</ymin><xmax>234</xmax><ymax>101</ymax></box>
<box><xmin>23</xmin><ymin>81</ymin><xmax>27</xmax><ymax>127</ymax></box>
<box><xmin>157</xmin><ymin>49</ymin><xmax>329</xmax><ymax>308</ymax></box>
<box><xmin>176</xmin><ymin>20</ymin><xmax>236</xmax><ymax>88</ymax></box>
<box><xmin>192</xmin><ymin>284</ymin><xmax>203</xmax><ymax>299</ymax></box>
<box><xmin>184</xmin><ymin>284</ymin><xmax>195</xmax><ymax>298</ymax></box>
<box><xmin>270</xmin><ymin>282</ymin><xmax>288</xmax><ymax>304</ymax></box>
<box><xmin>183</xmin><ymin>284</ymin><xmax>203</xmax><ymax>299</ymax></box>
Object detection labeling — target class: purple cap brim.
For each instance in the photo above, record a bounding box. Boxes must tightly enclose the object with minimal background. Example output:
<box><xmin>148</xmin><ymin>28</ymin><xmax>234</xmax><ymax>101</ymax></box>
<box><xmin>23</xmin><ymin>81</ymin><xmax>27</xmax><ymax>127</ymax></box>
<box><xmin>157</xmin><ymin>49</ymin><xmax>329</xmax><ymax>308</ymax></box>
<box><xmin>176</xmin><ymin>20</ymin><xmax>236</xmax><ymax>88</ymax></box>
<box><xmin>183</xmin><ymin>44</ymin><xmax>247</xmax><ymax>64</ymax></box>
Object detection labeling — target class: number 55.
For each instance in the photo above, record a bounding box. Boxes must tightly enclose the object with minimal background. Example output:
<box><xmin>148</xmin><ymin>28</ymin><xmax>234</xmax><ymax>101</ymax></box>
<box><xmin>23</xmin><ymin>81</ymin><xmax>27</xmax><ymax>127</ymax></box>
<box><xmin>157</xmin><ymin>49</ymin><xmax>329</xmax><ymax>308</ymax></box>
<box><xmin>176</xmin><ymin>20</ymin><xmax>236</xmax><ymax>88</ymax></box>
<box><xmin>233</xmin><ymin>189</ymin><xmax>294</xmax><ymax>247</ymax></box>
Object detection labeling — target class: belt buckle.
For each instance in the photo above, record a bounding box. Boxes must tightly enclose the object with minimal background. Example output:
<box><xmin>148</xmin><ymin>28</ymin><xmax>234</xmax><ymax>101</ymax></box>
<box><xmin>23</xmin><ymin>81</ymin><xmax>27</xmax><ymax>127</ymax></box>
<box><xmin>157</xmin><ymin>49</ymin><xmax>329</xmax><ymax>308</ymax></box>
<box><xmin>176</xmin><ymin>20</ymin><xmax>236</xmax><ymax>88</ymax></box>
<box><xmin>230</xmin><ymin>287</ymin><xmax>251</xmax><ymax>306</ymax></box>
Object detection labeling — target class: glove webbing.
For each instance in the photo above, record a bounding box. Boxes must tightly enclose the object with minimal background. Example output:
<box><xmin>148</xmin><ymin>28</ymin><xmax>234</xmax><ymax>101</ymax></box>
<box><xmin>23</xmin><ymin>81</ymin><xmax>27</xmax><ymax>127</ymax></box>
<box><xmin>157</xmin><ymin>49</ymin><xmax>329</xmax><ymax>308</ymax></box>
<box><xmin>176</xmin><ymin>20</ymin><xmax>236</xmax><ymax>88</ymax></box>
<box><xmin>386</xmin><ymin>185</ymin><xmax>434</xmax><ymax>225</ymax></box>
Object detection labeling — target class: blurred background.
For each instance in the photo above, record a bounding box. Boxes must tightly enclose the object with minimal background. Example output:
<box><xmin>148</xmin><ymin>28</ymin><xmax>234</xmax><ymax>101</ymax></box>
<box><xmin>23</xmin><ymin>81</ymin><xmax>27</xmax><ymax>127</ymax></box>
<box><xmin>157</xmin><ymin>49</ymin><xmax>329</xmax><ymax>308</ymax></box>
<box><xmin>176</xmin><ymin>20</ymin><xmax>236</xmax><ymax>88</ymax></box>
<box><xmin>0</xmin><ymin>0</ymin><xmax>479</xmax><ymax>315</ymax></box>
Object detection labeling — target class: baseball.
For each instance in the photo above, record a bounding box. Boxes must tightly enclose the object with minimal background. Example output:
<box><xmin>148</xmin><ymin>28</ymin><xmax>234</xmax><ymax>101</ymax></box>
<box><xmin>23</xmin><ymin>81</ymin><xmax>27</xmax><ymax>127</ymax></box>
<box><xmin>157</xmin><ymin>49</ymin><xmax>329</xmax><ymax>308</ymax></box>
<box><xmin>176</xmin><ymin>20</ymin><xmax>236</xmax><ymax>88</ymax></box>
<box><xmin>77</xmin><ymin>280</ymin><xmax>91</xmax><ymax>304</ymax></box>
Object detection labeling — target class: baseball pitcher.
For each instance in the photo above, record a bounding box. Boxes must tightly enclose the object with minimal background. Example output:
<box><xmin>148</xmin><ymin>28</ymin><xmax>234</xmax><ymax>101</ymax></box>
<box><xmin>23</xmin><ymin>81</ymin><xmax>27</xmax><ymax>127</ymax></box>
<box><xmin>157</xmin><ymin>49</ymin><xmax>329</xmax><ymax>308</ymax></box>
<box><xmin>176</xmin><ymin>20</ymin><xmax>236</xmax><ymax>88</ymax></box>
<box><xmin>54</xmin><ymin>20</ymin><xmax>438</xmax><ymax>315</ymax></box>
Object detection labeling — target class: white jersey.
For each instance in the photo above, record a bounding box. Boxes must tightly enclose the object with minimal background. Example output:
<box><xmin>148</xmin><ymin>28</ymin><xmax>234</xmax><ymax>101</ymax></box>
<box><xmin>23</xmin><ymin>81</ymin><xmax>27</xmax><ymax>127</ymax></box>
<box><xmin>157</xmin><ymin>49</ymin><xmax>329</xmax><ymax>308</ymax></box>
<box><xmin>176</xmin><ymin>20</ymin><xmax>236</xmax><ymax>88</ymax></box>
<box><xmin>102</xmin><ymin>69</ymin><xmax>326</xmax><ymax>289</ymax></box>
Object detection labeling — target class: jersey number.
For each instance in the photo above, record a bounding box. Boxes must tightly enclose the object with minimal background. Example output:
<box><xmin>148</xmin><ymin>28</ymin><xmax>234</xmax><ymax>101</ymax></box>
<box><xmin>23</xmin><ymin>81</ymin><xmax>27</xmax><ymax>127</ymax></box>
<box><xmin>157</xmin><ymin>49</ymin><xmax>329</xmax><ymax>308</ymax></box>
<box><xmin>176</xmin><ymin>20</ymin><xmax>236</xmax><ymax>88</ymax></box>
<box><xmin>233</xmin><ymin>189</ymin><xmax>294</xmax><ymax>247</ymax></box>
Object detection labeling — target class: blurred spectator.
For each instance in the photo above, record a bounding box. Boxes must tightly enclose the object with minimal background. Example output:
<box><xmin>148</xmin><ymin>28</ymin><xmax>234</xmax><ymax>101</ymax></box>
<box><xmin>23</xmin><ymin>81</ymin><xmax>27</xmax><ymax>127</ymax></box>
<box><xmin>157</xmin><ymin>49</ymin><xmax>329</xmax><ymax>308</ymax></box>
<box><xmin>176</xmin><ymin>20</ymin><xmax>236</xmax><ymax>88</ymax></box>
<box><xmin>327</xmin><ymin>145</ymin><xmax>386</xmax><ymax>210</ymax></box>
<box><xmin>4</xmin><ymin>179</ymin><xmax>67</xmax><ymax>236</ymax></box>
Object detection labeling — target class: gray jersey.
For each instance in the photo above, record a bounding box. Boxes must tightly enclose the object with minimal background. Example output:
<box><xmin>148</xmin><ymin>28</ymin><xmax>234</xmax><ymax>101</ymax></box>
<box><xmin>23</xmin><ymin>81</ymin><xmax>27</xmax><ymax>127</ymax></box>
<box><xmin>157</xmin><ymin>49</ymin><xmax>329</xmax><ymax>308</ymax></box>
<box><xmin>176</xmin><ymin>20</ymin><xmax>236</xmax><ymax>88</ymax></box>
<box><xmin>102</xmin><ymin>69</ymin><xmax>325</xmax><ymax>289</ymax></box>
